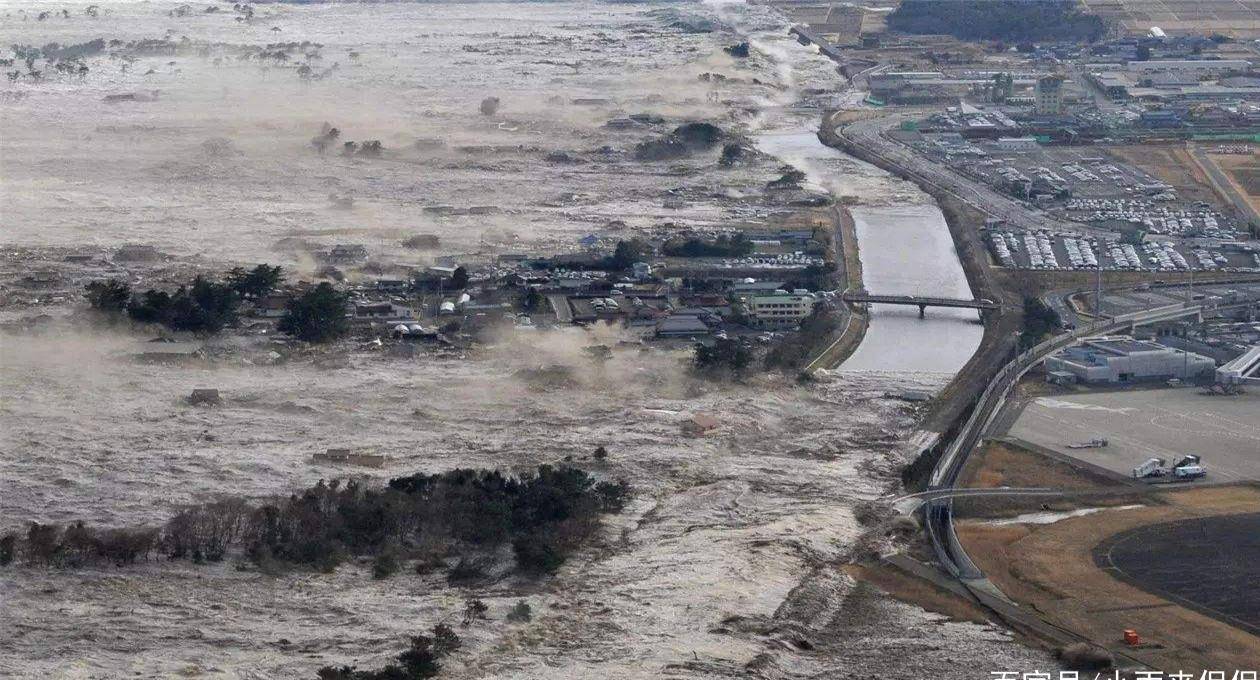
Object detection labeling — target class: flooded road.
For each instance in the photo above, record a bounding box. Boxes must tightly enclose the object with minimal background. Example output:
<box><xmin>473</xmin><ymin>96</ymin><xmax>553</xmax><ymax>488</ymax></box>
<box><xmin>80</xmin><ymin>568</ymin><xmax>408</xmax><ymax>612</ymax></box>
<box><xmin>753</xmin><ymin>131</ymin><xmax>983</xmax><ymax>377</ymax></box>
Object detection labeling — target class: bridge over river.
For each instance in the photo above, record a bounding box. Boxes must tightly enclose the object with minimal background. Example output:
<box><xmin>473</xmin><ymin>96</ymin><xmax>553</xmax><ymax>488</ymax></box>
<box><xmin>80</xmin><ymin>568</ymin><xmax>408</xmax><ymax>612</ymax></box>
<box><xmin>840</xmin><ymin>292</ymin><xmax>999</xmax><ymax>318</ymax></box>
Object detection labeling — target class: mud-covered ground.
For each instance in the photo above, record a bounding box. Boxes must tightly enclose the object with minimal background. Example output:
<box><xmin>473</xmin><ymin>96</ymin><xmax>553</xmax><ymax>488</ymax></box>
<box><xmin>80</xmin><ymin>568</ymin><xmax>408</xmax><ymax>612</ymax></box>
<box><xmin>1</xmin><ymin>1</ymin><xmax>1053</xmax><ymax>678</ymax></box>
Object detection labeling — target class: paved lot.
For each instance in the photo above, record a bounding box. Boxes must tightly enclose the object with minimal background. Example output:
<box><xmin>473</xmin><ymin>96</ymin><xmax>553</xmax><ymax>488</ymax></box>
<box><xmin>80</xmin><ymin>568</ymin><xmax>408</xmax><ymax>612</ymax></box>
<box><xmin>1095</xmin><ymin>513</ymin><xmax>1260</xmax><ymax>637</ymax></box>
<box><xmin>1008</xmin><ymin>388</ymin><xmax>1260</xmax><ymax>482</ymax></box>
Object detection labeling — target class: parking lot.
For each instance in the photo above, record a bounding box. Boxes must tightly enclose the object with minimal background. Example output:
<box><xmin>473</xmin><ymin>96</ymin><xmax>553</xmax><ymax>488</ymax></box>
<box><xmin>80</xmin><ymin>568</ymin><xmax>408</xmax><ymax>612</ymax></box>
<box><xmin>1008</xmin><ymin>387</ymin><xmax>1260</xmax><ymax>482</ymax></box>
<box><xmin>986</xmin><ymin>229</ymin><xmax>1260</xmax><ymax>272</ymax></box>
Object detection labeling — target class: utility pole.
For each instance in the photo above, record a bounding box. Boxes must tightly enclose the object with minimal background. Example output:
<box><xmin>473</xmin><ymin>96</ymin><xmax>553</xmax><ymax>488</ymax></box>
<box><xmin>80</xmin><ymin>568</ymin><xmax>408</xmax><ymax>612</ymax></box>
<box><xmin>1184</xmin><ymin>265</ymin><xmax>1194</xmax><ymax>380</ymax></box>
<box><xmin>1095</xmin><ymin>257</ymin><xmax>1103</xmax><ymax>322</ymax></box>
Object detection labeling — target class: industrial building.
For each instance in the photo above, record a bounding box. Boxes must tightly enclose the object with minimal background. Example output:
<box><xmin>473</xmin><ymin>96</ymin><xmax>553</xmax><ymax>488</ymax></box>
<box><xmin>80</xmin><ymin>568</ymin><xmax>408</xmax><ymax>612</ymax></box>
<box><xmin>1045</xmin><ymin>335</ymin><xmax>1215</xmax><ymax>384</ymax></box>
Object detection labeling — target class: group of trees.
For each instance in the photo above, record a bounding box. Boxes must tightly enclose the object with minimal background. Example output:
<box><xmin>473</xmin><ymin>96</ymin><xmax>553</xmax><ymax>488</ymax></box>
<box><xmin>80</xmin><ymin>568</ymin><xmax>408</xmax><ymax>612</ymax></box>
<box><xmin>662</xmin><ymin>233</ymin><xmax>754</xmax><ymax>259</ymax></box>
<box><xmin>605</xmin><ymin>239</ymin><xmax>652</xmax><ymax>270</ymax></box>
<box><xmin>888</xmin><ymin>0</ymin><xmax>1107</xmax><ymax>43</ymax></box>
<box><xmin>277</xmin><ymin>282</ymin><xmax>350</xmax><ymax>343</ymax></box>
<box><xmin>692</xmin><ymin>337</ymin><xmax>754</xmax><ymax>378</ymax></box>
<box><xmin>85</xmin><ymin>266</ymin><xmax>352</xmax><ymax>344</ymax></box>
<box><xmin>1020</xmin><ymin>295</ymin><xmax>1062</xmax><ymax>349</ymax></box>
<box><xmin>113</xmin><ymin>276</ymin><xmax>242</xmax><ymax>334</ymax></box>
<box><xmin>0</xmin><ymin>522</ymin><xmax>159</xmax><ymax>568</ymax></box>
<box><xmin>88</xmin><ymin>266</ymin><xmax>281</xmax><ymax>334</ymax></box>
<box><xmin>2</xmin><ymin>465</ymin><xmax>631</xmax><ymax>579</ymax></box>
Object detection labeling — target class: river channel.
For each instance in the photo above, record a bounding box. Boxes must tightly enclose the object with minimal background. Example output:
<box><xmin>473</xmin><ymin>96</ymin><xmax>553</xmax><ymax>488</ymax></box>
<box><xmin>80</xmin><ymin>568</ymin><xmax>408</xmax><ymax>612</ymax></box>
<box><xmin>754</xmin><ymin>131</ymin><xmax>984</xmax><ymax>378</ymax></box>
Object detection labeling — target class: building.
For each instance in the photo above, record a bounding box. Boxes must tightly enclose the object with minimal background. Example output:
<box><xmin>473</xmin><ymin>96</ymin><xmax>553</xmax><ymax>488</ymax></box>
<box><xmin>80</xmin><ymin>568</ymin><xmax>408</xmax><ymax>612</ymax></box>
<box><xmin>1035</xmin><ymin>75</ymin><xmax>1066</xmax><ymax>116</ymax></box>
<box><xmin>1216</xmin><ymin>344</ymin><xmax>1260</xmax><ymax>386</ymax></box>
<box><xmin>1125</xmin><ymin>59</ymin><xmax>1251</xmax><ymax>76</ymax></box>
<box><xmin>114</xmin><ymin>244</ymin><xmax>163</xmax><ymax>262</ymax></box>
<box><xmin>353</xmin><ymin>302</ymin><xmax>414</xmax><ymax>320</ymax></box>
<box><xmin>992</xmin><ymin>137</ymin><xmax>1040</xmax><ymax>152</ymax></box>
<box><xmin>742</xmin><ymin>290</ymin><xmax>817</xmax><ymax>329</ymax></box>
<box><xmin>654</xmin><ymin>315</ymin><xmax>712</xmax><ymax>339</ymax></box>
<box><xmin>1088</xmin><ymin>71</ymin><xmax>1132</xmax><ymax>100</ymax></box>
<box><xmin>327</xmin><ymin>244</ymin><xmax>368</xmax><ymax>265</ymax></box>
<box><xmin>1044</xmin><ymin>336</ymin><xmax>1215</xmax><ymax>384</ymax></box>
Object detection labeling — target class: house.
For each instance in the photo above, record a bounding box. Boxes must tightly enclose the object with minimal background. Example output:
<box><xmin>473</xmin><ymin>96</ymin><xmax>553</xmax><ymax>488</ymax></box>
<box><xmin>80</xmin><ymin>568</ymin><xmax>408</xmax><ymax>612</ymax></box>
<box><xmin>188</xmin><ymin>389</ymin><xmax>222</xmax><ymax>406</ymax></box>
<box><xmin>20</xmin><ymin>271</ymin><xmax>61</xmax><ymax>288</ymax></box>
<box><xmin>353</xmin><ymin>302</ymin><xmax>414</xmax><ymax>320</ymax></box>
<box><xmin>682</xmin><ymin>414</ymin><xmax>720</xmax><ymax>436</ymax></box>
<box><xmin>130</xmin><ymin>339</ymin><xmax>204</xmax><ymax>364</ymax></box>
<box><xmin>312</xmin><ymin>448</ymin><xmax>387</xmax><ymax>469</ymax></box>
<box><xmin>374</xmin><ymin>278</ymin><xmax>410</xmax><ymax>293</ymax></box>
<box><xmin>327</xmin><ymin>244</ymin><xmax>368</xmax><ymax>264</ymax></box>
<box><xmin>114</xmin><ymin>245</ymin><xmax>163</xmax><ymax>262</ymax></box>
<box><xmin>253</xmin><ymin>294</ymin><xmax>291</xmax><ymax>318</ymax></box>
<box><xmin>655</xmin><ymin>315</ymin><xmax>711</xmax><ymax>338</ymax></box>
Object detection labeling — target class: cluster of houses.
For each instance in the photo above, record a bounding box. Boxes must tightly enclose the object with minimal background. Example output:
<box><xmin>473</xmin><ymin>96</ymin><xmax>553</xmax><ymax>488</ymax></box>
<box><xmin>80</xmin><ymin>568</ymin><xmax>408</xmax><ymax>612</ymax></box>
<box><xmin>242</xmin><ymin>242</ymin><xmax>828</xmax><ymax>346</ymax></box>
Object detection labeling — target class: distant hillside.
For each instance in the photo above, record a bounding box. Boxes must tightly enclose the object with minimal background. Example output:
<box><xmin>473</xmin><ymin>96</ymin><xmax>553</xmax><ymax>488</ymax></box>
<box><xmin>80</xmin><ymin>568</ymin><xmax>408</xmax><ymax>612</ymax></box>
<box><xmin>888</xmin><ymin>0</ymin><xmax>1107</xmax><ymax>43</ymax></box>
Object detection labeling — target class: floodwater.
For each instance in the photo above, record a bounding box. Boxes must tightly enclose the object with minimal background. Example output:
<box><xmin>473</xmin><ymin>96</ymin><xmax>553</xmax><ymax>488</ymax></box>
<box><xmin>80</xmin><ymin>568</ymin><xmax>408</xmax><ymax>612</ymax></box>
<box><xmin>0</xmin><ymin>2</ymin><xmax>1052</xmax><ymax>678</ymax></box>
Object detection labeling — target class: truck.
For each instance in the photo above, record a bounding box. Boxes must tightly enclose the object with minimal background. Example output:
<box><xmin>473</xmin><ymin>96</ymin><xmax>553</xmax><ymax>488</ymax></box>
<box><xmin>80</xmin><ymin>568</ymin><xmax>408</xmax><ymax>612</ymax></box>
<box><xmin>1171</xmin><ymin>455</ymin><xmax>1206</xmax><ymax>480</ymax></box>
<box><xmin>1173</xmin><ymin>464</ymin><xmax>1206</xmax><ymax>480</ymax></box>
<box><xmin>1132</xmin><ymin>457</ymin><xmax>1167</xmax><ymax>479</ymax></box>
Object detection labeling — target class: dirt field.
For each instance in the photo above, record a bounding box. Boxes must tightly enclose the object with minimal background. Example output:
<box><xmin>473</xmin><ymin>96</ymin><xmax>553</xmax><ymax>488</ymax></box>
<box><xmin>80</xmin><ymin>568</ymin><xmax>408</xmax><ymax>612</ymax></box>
<box><xmin>958</xmin><ymin>484</ymin><xmax>1260</xmax><ymax>674</ymax></box>
<box><xmin>1108</xmin><ymin>145</ymin><xmax>1221</xmax><ymax>207</ymax></box>
<box><xmin>1210</xmin><ymin>153</ymin><xmax>1260</xmax><ymax>218</ymax></box>
<box><xmin>1080</xmin><ymin>0</ymin><xmax>1260</xmax><ymax>37</ymax></box>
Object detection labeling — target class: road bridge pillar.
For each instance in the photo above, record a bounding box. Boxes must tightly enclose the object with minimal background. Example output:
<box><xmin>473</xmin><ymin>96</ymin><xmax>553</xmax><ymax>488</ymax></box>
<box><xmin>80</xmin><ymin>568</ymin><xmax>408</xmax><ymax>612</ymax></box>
<box><xmin>918</xmin><ymin>304</ymin><xmax>926</xmax><ymax>319</ymax></box>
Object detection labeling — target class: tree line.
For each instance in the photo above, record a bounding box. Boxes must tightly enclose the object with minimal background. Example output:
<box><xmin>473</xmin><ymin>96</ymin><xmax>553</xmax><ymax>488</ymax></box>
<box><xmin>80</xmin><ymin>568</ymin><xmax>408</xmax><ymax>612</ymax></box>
<box><xmin>1</xmin><ymin>465</ymin><xmax>630</xmax><ymax>580</ymax></box>
<box><xmin>86</xmin><ymin>265</ymin><xmax>351</xmax><ymax>343</ymax></box>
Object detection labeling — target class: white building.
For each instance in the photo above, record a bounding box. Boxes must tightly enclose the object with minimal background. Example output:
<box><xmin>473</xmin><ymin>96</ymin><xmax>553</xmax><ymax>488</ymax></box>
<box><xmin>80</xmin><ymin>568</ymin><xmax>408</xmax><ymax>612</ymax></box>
<box><xmin>992</xmin><ymin>137</ymin><xmax>1040</xmax><ymax>151</ymax></box>
<box><xmin>742</xmin><ymin>290</ymin><xmax>817</xmax><ymax>329</ymax></box>
<box><xmin>1216</xmin><ymin>345</ymin><xmax>1260</xmax><ymax>386</ymax></box>
<box><xmin>1045</xmin><ymin>336</ymin><xmax>1215</xmax><ymax>384</ymax></box>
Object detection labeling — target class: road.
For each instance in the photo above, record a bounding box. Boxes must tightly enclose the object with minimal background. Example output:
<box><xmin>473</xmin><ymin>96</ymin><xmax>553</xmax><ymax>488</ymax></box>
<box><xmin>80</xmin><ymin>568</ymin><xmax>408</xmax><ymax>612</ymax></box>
<box><xmin>923</xmin><ymin>300</ymin><xmax>1218</xmax><ymax>581</ymax></box>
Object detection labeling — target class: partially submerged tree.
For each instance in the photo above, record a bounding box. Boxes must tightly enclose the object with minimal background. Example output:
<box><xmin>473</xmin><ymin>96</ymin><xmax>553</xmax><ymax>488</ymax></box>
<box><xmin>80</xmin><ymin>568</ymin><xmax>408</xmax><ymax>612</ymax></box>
<box><xmin>228</xmin><ymin>264</ymin><xmax>283</xmax><ymax>300</ymax></box>
<box><xmin>279</xmin><ymin>282</ymin><xmax>349</xmax><ymax>343</ymax></box>
<box><xmin>449</xmin><ymin>266</ymin><xmax>469</xmax><ymax>290</ymax></box>
<box><xmin>693</xmin><ymin>338</ymin><xmax>754</xmax><ymax>378</ymax></box>
<box><xmin>123</xmin><ymin>276</ymin><xmax>239</xmax><ymax>334</ymax></box>
<box><xmin>85</xmin><ymin>279</ymin><xmax>131</xmax><ymax>313</ymax></box>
